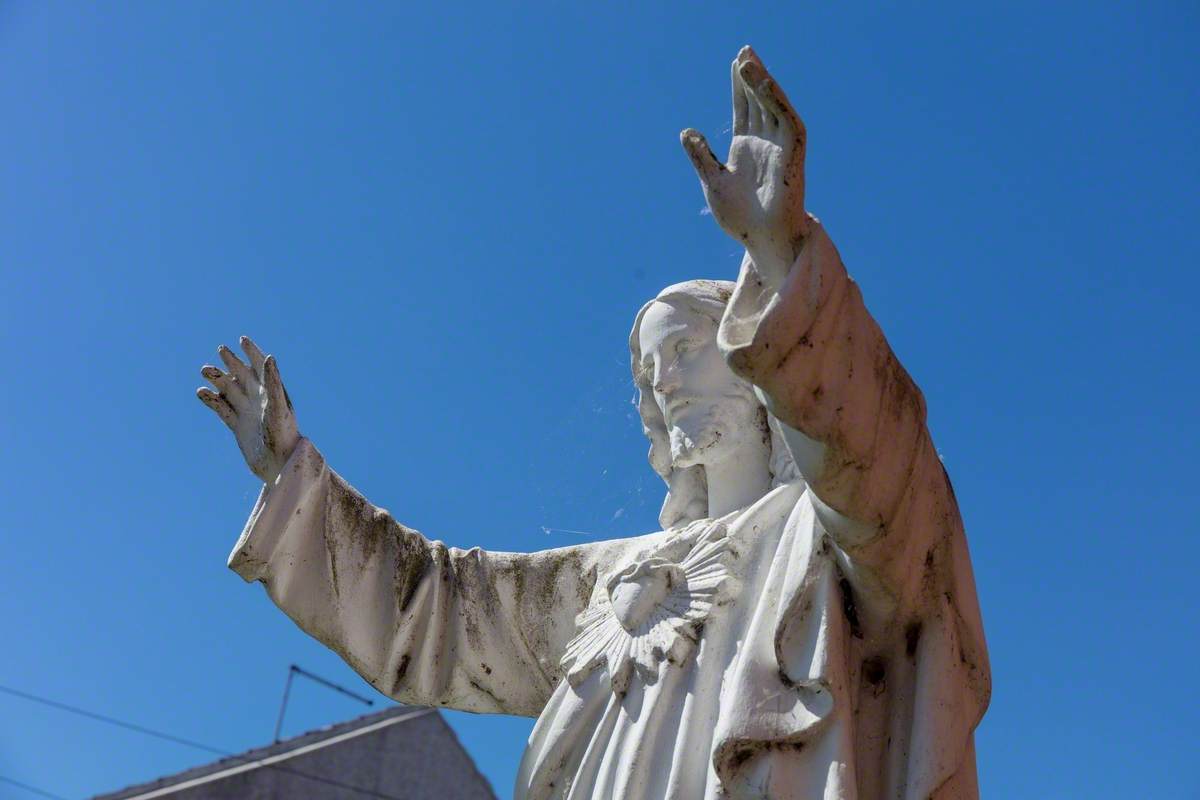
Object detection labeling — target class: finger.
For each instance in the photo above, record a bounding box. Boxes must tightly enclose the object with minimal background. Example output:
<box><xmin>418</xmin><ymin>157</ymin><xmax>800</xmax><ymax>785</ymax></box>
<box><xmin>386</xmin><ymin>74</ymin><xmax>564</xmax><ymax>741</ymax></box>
<box><xmin>741</xmin><ymin>59</ymin><xmax>805</xmax><ymax>145</ymax></box>
<box><xmin>200</xmin><ymin>365</ymin><xmax>246</xmax><ymax>403</ymax></box>
<box><xmin>240</xmin><ymin>336</ymin><xmax>267</xmax><ymax>381</ymax></box>
<box><xmin>262</xmin><ymin>355</ymin><xmax>291</xmax><ymax>428</ymax></box>
<box><xmin>731</xmin><ymin>57</ymin><xmax>749</xmax><ymax>135</ymax></box>
<box><xmin>736</xmin><ymin>47</ymin><xmax>765</xmax><ymax>133</ymax></box>
<box><xmin>218</xmin><ymin>344</ymin><xmax>256</xmax><ymax>389</ymax></box>
<box><xmin>739</xmin><ymin>60</ymin><xmax>774</xmax><ymax>132</ymax></box>
<box><xmin>680</xmin><ymin>129</ymin><xmax>725</xmax><ymax>187</ymax></box>
<box><xmin>736</xmin><ymin>44</ymin><xmax>762</xmax><ymax>68</ymax></box>
<box><xmin>197</xmin><ymin>387</ymin><xmax>238</xmax><ymax>428</ymax></box>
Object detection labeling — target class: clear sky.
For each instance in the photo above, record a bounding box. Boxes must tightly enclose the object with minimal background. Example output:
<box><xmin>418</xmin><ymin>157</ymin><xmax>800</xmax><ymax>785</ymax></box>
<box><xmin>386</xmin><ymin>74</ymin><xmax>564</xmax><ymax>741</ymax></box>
<box><xmin>1</xmin><ymin>2</ymin><xmax>1197</xmax><ymax>798</ymax></box>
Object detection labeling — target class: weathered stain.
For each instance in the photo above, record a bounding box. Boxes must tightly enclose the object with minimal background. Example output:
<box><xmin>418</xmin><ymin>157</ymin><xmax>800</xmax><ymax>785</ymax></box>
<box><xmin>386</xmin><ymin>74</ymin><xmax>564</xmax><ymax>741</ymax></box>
<box><xmin>393</xmin><ymin>528</ymin><xmax>434</xmax><ymax>613</ymax></box>
<box><xmin>323</xmin><ymin>524</ymin><xmax>340</xmax><ymax>600</ymax></box>
<box><xmin>450</xmin><ymin>547</ymin><xmax>500</xmax><ymax>653</ymax></box>
<box><xmin>330</xmin><ymin>478</ymin><xmax>382</xmax><ymax>565</ymax></box>
<box><xmin>577</xmin><ymin>563</ymin><xmax>598</xmax><ymax>610</ymax></box>
<box><xmin>727</xmin><ymin>739</ymin><xmax>807</xmax><ymax>772</ymax></box>
<box><xmin>905</xmin><ymin>621</ymin><xmax>922</xmax><ymax>658</ymax></box>
<box><xmin>395</xmin><ymin>653</ymin><xmax>411</xmax><ymax>683</ymax></box>
<box><xmin>837</xmin><ymin>572</ymin><xmax>863</xmax><ymax>639</ymax></box>
<box><xmin>862</xmin><ymin>656</ymin><xmax>886</xmax><ymax>686</ymax></box>
<box><xmin>728</xmin><ymin>747</ymin><xmax>755</xmax><ymax>771</ymax></box>
<box><xmin>468</xmin><ymin>677</ymin><xmax>504</xmax><ymax>710</ymax></box>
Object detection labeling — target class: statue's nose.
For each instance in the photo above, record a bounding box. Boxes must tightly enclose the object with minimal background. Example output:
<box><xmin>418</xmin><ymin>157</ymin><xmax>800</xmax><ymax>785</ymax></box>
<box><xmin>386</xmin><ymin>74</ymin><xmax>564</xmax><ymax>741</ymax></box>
<box><xmin>653</xmin><ymin>359</ymin><xmax>682</xmax><ymax>395</ymax></box>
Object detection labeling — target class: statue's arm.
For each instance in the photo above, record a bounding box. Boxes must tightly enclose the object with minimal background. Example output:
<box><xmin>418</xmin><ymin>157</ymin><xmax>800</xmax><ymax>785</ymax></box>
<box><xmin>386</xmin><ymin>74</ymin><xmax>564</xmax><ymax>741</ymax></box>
<box><xmin>197</xmin><ymin>339</ymin><xmax>620</xmax><ymax>715</ymax></box>
<box><xmin>227</xmin><ymin>438</ymin><xmax>613</xmax><ymax>717</ymax></box>
<box><xmin>681</xmin><ymin>49</ymin><xmax>940</xmax><ymax>541</ymax></box>
<box><xmin>719</xmin><ymin>228</ymin><xmax>937</xmax><ymax>540</ymax></box>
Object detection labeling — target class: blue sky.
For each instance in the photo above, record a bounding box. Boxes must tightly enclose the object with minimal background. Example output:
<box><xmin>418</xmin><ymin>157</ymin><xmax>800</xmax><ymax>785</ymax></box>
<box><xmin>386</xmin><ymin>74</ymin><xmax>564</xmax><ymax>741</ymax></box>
<box><xmin>1</xmin><ymin>2</ymin><xmax>1197</xmax><ymax>798</ymax></box>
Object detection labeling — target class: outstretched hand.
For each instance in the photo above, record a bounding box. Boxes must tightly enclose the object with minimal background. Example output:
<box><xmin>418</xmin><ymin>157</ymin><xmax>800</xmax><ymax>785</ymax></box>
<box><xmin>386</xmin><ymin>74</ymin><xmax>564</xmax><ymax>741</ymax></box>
<box><xmin>196</xmin><ymin>336</ymin><xmax>300</xmax><ymax>484</ymax></box>
<box><xmin>681</xmin><ymin>47</ymin><xmax>809</xmax><ymax>289</ymax></box>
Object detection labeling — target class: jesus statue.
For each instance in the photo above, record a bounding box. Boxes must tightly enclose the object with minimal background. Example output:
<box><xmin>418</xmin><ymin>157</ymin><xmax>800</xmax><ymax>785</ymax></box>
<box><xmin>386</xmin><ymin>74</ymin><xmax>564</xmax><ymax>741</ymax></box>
<box><xmin>197</xmin><ymin>48</ymin><xmax>989</xmax><ymax>799</ymax></box>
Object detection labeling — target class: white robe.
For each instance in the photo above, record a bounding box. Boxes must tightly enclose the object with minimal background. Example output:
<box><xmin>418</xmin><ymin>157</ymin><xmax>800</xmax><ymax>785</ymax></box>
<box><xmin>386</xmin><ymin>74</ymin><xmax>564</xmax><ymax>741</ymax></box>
<box><xmin>228</xmin><ymin>221</ymin><xmax>989</xmax><ymax>798</ymax></box>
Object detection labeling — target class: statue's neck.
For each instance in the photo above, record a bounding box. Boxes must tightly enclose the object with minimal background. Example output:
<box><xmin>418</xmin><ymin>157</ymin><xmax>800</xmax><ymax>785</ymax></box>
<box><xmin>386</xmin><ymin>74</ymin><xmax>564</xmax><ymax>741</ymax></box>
<box><xmin>704</xmin><ymin>446</ymin><xmax>772</xmax><ymax>519</ymax></box>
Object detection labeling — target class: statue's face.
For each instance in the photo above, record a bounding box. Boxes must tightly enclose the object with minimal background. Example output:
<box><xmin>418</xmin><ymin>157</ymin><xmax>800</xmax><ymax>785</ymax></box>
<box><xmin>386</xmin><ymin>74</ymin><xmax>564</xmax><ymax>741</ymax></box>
<box><xmin>637</xmin><ymin>300</ymin><xmax>760</xmax><ymax>470</ymax></box>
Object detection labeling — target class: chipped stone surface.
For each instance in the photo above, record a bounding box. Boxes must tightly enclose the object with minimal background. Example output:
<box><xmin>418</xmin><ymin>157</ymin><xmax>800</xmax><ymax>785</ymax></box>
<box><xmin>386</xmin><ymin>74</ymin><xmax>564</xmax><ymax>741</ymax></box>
<box><xmin>201</xmin><ymin>46</ymin><xmax>988</xmax><ymax>800</ymax></box>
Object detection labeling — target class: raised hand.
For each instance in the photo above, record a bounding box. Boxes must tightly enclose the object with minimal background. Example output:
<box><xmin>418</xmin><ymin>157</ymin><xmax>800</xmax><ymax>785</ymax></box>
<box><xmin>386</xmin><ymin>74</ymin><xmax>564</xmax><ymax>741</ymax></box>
<box><xmin>196</xmin><ymin>336</ymin><xmax>300</xmax><ymax>484</ymax></box>
<box><xmin>681</xmin><ymin>47</ymin><xmax>808</xmax><ymax>289</ymax></box>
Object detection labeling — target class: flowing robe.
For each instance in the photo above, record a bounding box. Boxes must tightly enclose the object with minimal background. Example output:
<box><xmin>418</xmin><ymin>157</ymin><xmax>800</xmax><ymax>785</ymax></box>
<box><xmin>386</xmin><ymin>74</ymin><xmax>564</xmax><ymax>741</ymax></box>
<box><xmin>228</xmin><ymin>220</ymin><xmax>989</xmax><ymax>798</ymax></box>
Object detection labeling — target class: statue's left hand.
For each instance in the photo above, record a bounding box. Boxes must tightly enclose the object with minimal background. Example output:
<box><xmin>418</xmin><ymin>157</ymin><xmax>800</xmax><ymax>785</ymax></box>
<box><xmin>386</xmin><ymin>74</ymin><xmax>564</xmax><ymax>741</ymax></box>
<box><xmin>681</xmin><ymin>47</ymin><xmax>808</xmax><ymax>289</ymax></box>
<box><xmin>196</xmin><ymin>336</ymin><xmax>300</xmax><ymax>485</ymax></box>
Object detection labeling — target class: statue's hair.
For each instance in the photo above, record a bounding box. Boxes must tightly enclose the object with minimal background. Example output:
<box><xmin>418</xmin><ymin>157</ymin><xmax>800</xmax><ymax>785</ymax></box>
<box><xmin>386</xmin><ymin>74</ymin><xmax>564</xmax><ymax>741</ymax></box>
<box><xmin>629</xmin><ymin>279</ymin><xmax>798</xmax><ymax>529</ymax></box>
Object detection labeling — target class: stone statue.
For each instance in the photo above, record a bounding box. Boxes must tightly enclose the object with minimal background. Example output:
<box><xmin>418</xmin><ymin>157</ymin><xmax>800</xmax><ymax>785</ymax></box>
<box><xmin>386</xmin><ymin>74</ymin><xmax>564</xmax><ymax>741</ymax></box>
<box><xmin>198</xmin><ymin>48</ymin><xmax>989</xmax><ymax>799</ymax></box>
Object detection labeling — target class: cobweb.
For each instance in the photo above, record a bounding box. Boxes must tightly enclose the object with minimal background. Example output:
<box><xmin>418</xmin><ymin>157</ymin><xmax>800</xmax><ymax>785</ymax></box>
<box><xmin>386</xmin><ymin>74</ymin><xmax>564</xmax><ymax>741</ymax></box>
<box><xmin>525</xmin><ymin>351</ymin><xmax>663</xmax><ymax>543</ymax></box>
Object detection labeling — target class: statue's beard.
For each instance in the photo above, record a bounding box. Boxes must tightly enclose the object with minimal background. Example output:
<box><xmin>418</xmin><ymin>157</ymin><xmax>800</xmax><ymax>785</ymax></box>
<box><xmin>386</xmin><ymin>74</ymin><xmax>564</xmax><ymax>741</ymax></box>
<box><xmin>667</xmin><ymin>398</ymin><xmax>754</xmax><ymax>469</ymax></box>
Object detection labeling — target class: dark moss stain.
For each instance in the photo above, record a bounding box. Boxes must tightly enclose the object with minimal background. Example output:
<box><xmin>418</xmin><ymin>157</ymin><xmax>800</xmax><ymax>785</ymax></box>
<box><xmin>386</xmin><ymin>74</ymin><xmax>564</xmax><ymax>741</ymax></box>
<box><xmin>728</xmin><ymin>747</ymin><xmax>755</xmax><ymax>770</ymax></box>
<box><xmin>540</xmin><ymin>551</ymin><xmax>581</xmax><ymax>611</ymax></box>
<box><xmin>577</xmin><ymin>563</ymin><xmax>598</xmax><ymax>610</ymax></box>
<box><xmin>728</xmin><ymin>740</ymin><xmax>807</xmax><ymax>772</ymax></box>
<box><xmin>862</xmin><ymin>656</ymin><xmax>886</xmax><ymax>686</ymax></box>
<box><xmin>323</xmin><ymin>525</ymin><xmax>340</xmax><ymax>600</ymax></box>
<box><xmin>512</xmin><ymin>563</ymin><xmax>527</xmax><ymax>610</ymax></box>
<box><xmin>395</xmin><ymin>653</ymin><xmax>411</xmax><ymax>683</ymax></box>
<box><xmin>468</xmin><ymin>678</ymin><xmax>504</xmax><ymax>710</ymax></box>
<box><xmin>905</xmin><ymin>621</ymin><xmax>922</xmax><ymax>658</ymax></box>
<box><xmin>393</xmin><ymin>530</ymin><xmax>434</xmax><ymax>613</ymax></box>
<box><xmin>448</xmin><ymin>548</ymin><xmax>497</xmax><ymax>653</ymax></box>
<box><xmin>837</xmin><ymin>573</ymin><xmax>863</xmax><ymax>639</ymax></box>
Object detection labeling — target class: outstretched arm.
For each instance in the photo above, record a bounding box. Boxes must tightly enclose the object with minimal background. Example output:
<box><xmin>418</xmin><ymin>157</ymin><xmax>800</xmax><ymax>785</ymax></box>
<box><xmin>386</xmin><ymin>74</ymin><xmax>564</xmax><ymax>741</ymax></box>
<box><xmin>682</xmin><ymin>49</ymin><xmax>939</xmax><ymax>541</ymax></box>
<box><xmin>199</xmin><ymin>341</ymin><xmax>630</xmax><ymax>716</ymax></box>
<box><xmin>227</xmin><ymin>439</ymin><xmax>623</xmax><ymax>716</ymax></box>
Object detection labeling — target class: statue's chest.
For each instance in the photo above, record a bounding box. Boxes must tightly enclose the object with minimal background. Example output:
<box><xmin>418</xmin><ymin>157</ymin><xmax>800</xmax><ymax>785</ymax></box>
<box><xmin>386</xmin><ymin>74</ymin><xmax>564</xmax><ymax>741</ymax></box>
<box><xmin>559</xmin><ymin>518</ymin><xmax>740</xmax><ymax>695</ymax></box>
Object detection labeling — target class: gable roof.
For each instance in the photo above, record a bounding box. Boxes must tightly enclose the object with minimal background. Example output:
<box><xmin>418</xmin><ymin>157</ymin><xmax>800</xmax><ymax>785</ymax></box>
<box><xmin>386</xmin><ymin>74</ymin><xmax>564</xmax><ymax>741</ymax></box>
<box><xmin>92</xmin><ymin>705</ymin><xmax>495</xmax><ymax>800</ymax></box>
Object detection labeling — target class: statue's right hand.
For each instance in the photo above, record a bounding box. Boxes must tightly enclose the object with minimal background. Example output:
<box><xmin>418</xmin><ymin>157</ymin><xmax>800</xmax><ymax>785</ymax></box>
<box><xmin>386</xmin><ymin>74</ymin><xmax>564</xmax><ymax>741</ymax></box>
<box><xmin>197</xmin><ymin>336</ymin><xmax>300</xmax><ymax>485</ymax></box>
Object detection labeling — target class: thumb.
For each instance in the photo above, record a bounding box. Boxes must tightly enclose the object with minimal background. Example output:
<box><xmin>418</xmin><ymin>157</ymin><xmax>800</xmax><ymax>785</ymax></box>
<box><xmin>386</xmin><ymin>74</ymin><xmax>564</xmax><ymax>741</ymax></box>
<box><xmin>680</xmin><ymin>128</ymin><xmax>725</xmax><ymax>187</ymax></box>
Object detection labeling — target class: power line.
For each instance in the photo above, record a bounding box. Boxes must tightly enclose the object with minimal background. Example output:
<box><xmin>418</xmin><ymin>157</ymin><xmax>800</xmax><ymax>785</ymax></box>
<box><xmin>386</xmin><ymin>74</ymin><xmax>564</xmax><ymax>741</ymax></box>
<box><xmin>0</xmin><ymin>774</ymin><xmax>70</xmax><ymax>800</ymax></box>
<box><xmin>0</xmin><ymin>682</ymin><xmax>419</xmax><ymax>800</ymax></box>
<box><xmin>274</xmin><ymin>664</ymin><xmax>374</xmax><ymax>742</ymax></box>
<box><xmin>0</xmin><ymin>684</ymin><xmax>225</xmax><ymax>757</ymax></box>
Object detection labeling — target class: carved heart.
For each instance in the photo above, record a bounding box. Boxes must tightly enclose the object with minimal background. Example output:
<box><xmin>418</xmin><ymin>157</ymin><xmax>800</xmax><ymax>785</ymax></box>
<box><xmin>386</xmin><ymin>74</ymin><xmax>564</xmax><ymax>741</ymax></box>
<box><xmin>606</xmin><ymin>558</ymin><xmax>685</xmax><ymax>633</ymax></box>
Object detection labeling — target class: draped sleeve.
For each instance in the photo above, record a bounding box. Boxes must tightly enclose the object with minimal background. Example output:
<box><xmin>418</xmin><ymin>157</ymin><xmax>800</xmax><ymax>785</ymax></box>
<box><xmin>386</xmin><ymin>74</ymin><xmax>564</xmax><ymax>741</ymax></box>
<box><xmin>228</xmin><ymin>438</ymin><xmax>631</xmax><ymax>718</ymax></box>
<box><xmin>715</xmin><ymin>218</ymin><xmax>991</xmax><ymax>799</ymax></box>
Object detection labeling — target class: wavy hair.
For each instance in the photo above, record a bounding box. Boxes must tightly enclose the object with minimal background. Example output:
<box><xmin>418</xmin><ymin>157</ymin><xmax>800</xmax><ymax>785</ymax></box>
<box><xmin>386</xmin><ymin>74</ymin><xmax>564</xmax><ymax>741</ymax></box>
<box><xmin>630</xmin><ymin>279</ymin><xmax>799</xmax><ymax>529</ymax></box>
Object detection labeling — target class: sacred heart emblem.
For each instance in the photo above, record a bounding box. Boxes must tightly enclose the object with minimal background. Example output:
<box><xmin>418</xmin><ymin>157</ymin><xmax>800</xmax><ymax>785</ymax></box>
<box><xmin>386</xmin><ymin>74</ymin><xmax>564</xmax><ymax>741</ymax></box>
<box><xmin>607</xmin><ymin>558</ymin><xmax>685</xmax><ymax>633</ymax></box>
<box><xmin>560</xmin><ymin>520</ymin><xmax>735</xmax><ymax>695</ymax></box>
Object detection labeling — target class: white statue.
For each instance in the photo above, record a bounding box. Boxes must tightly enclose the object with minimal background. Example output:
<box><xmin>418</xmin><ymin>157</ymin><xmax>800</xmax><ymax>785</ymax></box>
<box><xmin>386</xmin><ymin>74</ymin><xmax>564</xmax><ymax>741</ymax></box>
<box><xmin>198</xmin><ymin>48</ymin><xmax>989</xmax><ymax>799</ymax></box>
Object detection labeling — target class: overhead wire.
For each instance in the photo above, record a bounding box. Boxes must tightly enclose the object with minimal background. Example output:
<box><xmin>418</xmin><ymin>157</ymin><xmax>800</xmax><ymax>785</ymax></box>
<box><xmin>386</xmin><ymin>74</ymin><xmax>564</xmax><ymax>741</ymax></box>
<box><xmin>0</xmin><ymin>684</ymin><xmax>225</xmax><ymax>756</ymax></box>
<box><xmin>0</xmin><ymin>682</ymin><xmax>421</xmax><ymax>800</ymax></box>
<box><xmin>0</xmin><ymin>774</ymin><xmax>70</xmax><ymax>800</ymax></box>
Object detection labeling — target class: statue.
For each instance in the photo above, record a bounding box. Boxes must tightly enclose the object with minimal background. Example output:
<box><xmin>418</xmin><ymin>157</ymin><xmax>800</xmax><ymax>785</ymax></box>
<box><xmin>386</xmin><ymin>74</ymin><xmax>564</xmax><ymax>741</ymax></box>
<box><xmin>197</xmin><ymin>48</ymin><xmax>989</xmax><ymax>799</ymax></box>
